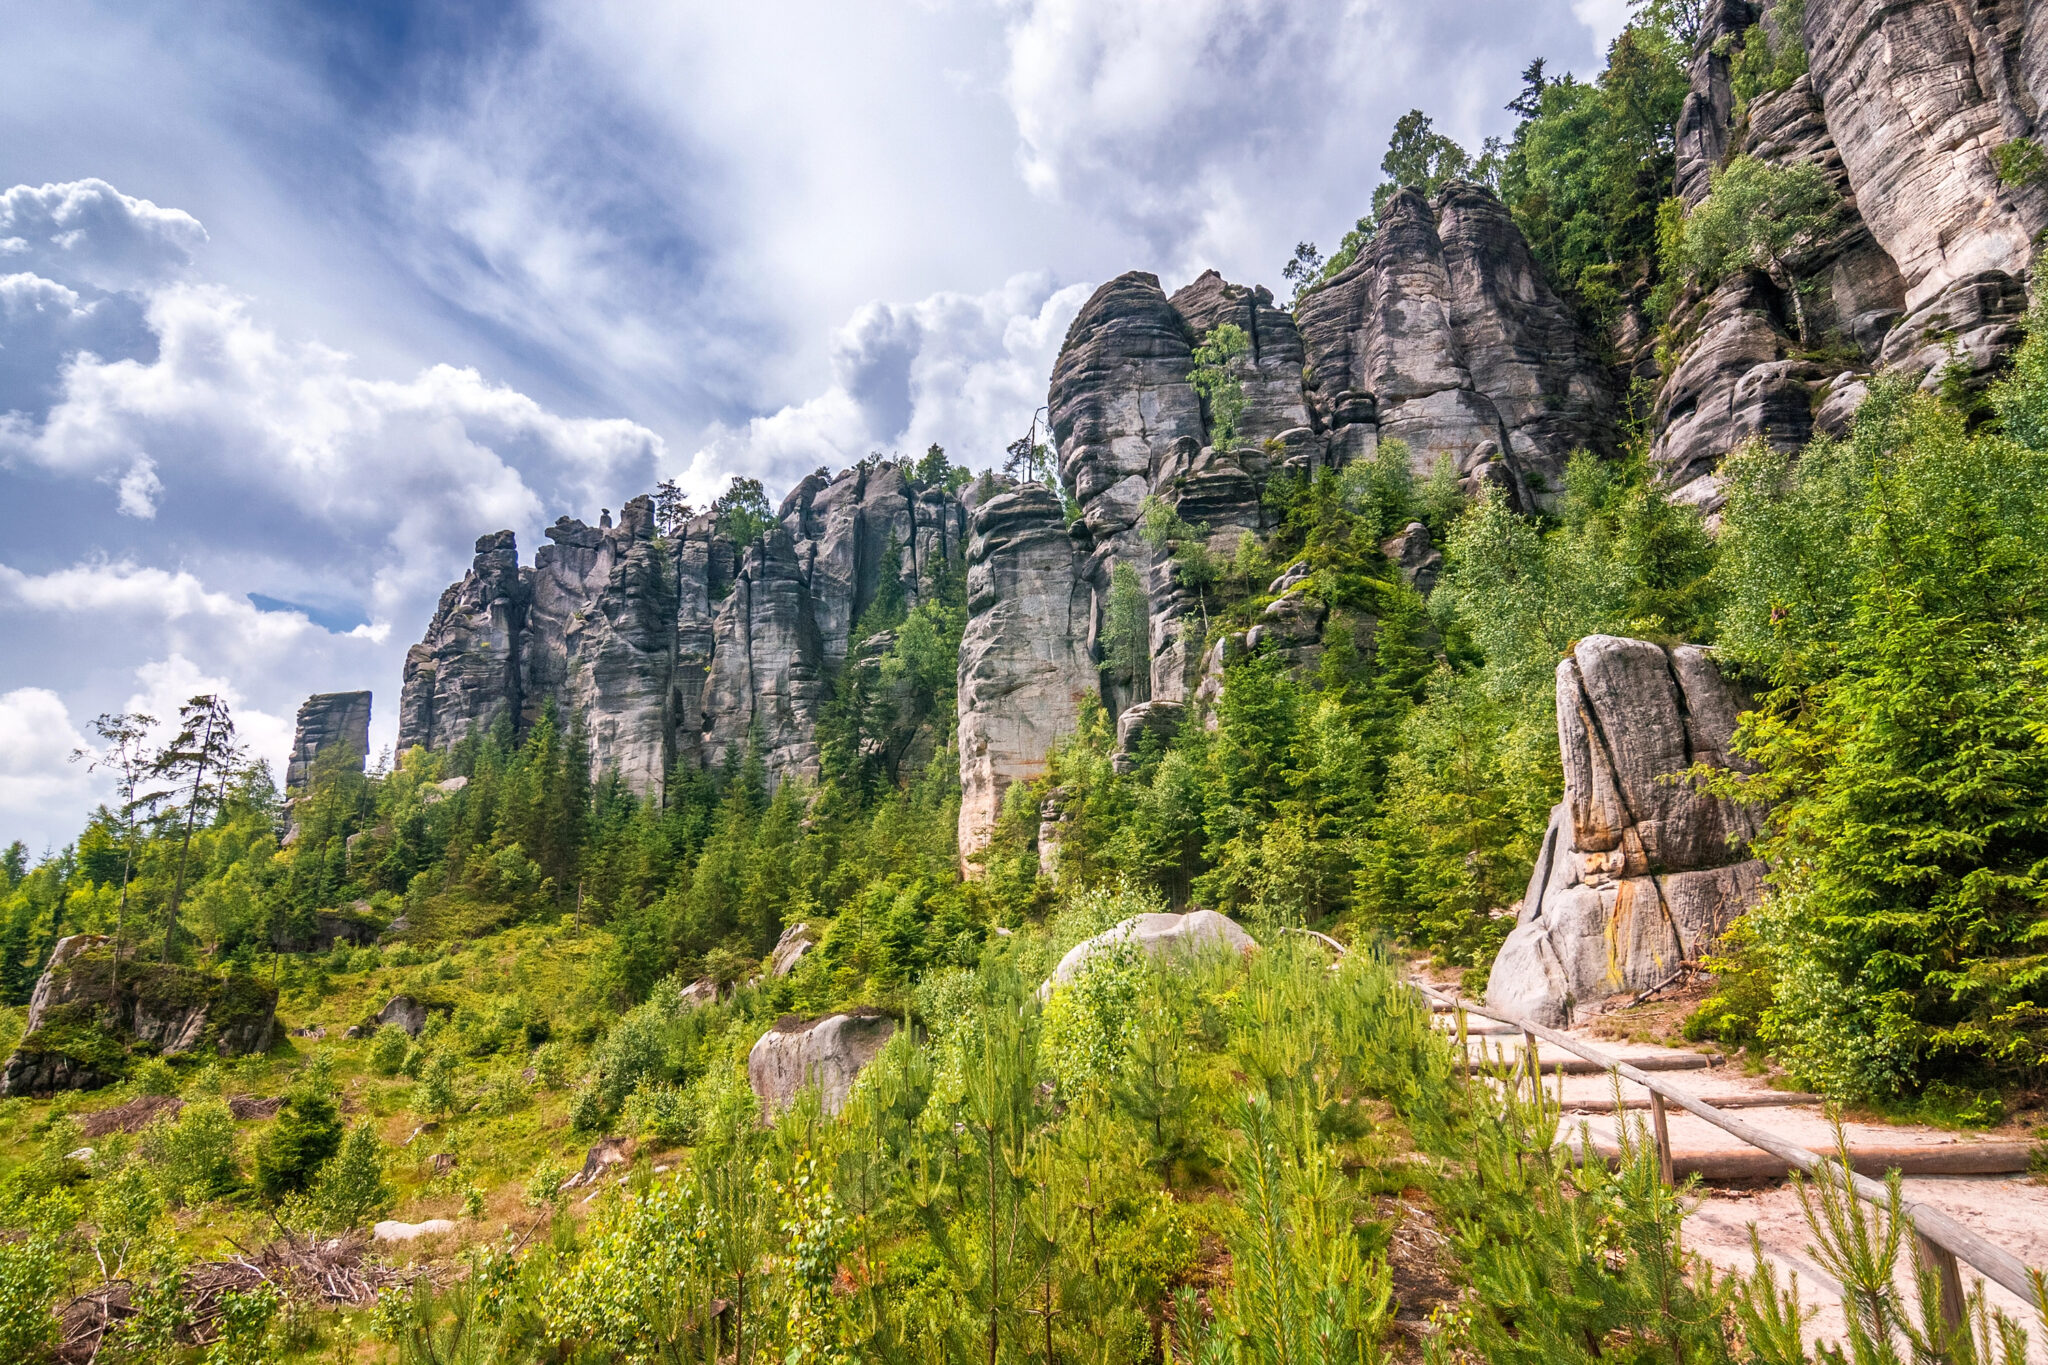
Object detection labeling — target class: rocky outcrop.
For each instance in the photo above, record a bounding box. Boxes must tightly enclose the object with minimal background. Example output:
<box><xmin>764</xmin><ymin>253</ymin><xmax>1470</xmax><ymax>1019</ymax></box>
<box><xmin>1168</xmin><ymin>270</ymin><xmax>1312</xmax><ymax>448</ymax></box>
<box><xmin>1049</xmin><ymin>273</ymin><xmax>1206</xmax><ymax>556</ymax></box>
<box><xmin>1486</xmin><ymin>636</ymin><xmax>1766</xmax><ymax>1027</ymax></box>
<box><xmin>285</xmin><ymin>692</ymin><xmax>371</xmax><ymax>795</ymax></box>
<box><xmin>702</xmin><ymin>528</ymin><xmax>830</xmax><ymax>781</ymax></box>
<box><xmin>401</xmin><ymin>465</ymin><xmax>967</xmax><ymax>796</ymax></box>
<box><xmin>1042</xmin><ymin>910</ymin><xmax>1257</xmax><ymax>996</ymax></box>
<box><xmin>1295</xmin><ymin>185</ymin><xmax>1616</xmax><ymax>509</ymax></box>
<box><xmin>1</xmin><ymin>941</ymin><xmax>278</xmax><ymax>1095</ymax></box>
<box><xmin>399</xmin><ymin>530</ymin><xmax>527</xmax><ymax>756</ymax></box>
<box><xmin>957</xmin><ymin>488</ymin><xmax>1097</xmax><ymax>865</ymax></box>
<box><xmin>1654</xmin><ymin>0</ymin><xmax>2047</xmax><ymax>506</ymax></box>
<box><xmin>747</xmin><ymin>1011</ymin><xmax>897</xmax><ymax>1116</ymax></box>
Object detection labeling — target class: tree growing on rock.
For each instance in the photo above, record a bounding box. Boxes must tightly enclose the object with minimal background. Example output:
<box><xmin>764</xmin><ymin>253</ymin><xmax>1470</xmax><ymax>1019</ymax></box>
<box><xmin>71</xmin><ymin>710</ymin><xmax>158</xmax><ymax>986</ymax></box>
<box><xmin>1677</xmin><ymin>155</ymin><xmax>1840</xmax><ymax>345</ymax></box>
<box><xmin>1188</xmin><ymin>323</ymin><xmax>1252</xmax><ymax>450</ymax></box>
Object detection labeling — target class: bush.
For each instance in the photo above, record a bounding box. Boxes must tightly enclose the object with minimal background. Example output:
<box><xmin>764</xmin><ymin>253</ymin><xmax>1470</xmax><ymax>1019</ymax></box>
<box><xmin>368</xmin><ymin>1024</ymin><xmax>410</xmax><ymax>1076</ymax></box>
<box><xmin>140</xmin><ymin>1099</ymin><xmax>240</xmax><ymax>1206</ymax></box>
<box><xmin>132</xmin><ymin>1055</ymin><xmax>180</xmax><ymax>1097</ymax></box>
<box><xmin>254</xmin><ymin>1062</ymin><xmax>344</xmax><ymax>1201</ymax></box>
<box><xmin>304</xmin><ymin>1123</ymin><xmax>395</xmax><ymax>1232</ymax></box>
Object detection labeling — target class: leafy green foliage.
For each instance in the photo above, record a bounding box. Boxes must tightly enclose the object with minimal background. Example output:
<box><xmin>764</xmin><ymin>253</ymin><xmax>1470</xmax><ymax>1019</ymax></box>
<box><xmin>711</xmin><ymin>475</ymin><xmax>772</xmax><ymax>551</ymax></box>
<box><xmin>1189</xmin><ymin>322</ymin><xmax>1253</xmax><ymax>450</ymax></box>
<box><xmin>1693</xmin><ymin>346</ymin><xmax>2048</xmax><ymax>1099</ymax></box>
<box><xmin>1671</xmin><ymin>154</ymin><xmax>1839</xmax><ymax>340</ymax></box>
<box><xmin>253</xmin><ymin>1057</ymin><xmax>344</xmax><ymax>1200</ymax></box>
<box><xmin>1729</xmin><ymin>0</ymin><xmax>1810</xmax><ymax>106</ymax></box>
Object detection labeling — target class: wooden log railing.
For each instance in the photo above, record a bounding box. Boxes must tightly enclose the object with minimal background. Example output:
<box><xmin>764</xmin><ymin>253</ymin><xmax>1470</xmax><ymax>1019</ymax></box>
<box><xmin>1404</xmin><ymin>976</ymin><xmax>2044</xmax><ymax>1329</ymax></box>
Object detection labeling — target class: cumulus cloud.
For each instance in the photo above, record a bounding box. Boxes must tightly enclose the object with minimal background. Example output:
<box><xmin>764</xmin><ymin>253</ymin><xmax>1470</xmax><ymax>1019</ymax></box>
<box><xmin>998</xmin><ymin>0</ymin><xmax>1602</xmax><ymax>278</ymax></box>
<box><xmin>0</xmin><ymin>178</ymin><xmax>206</xmax><ymax>292</ymax></box>
<box><xmin>680</xmin><ymin>272</ymin><xmax>1092</xmax><ymax>497</ymax></box>
<box><xmin>3</xmin><ymin>277</ymin><xmax>664</xmax><ymax>613</ymax></box>
<box><xmin>0</xmin><ymin>687</ymin><xmax>98</xmax><ymax>848</ymax></box>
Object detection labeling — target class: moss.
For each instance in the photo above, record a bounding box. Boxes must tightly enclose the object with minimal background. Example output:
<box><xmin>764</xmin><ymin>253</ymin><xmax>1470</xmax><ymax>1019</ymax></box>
<box><xmin>15</xmin><ymin>1018</ymin><xmax>128</xmax><ymax>1074</ymax></box>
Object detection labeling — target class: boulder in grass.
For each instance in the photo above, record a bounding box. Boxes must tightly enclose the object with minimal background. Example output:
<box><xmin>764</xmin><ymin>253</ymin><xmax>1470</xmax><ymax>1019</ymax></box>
<box><xmin>1041</xmin><ymin>910</ymin><xmax>1257</xmax><ymax>997</ymax></box>
<box><xmin>373</xmin><ymin>1218</ymin><xmax>457</xmax><ymax>1243</ymax></box>
<box><xmin>770</xmin><ymin>923</ymin><xmax>816</xmax><ymax>978</ymax></box>
<box><xmin>747</xmin><ymin>1012</ymin><xmax>896</xmax><ymax>1117</ymax></box>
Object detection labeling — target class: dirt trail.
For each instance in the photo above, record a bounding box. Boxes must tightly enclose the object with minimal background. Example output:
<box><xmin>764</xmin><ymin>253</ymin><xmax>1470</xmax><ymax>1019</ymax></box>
<box><xmin>1436</xmin><ymin>1012</ymin><xmax>2048</xmax><ymax>1358</ymax></box>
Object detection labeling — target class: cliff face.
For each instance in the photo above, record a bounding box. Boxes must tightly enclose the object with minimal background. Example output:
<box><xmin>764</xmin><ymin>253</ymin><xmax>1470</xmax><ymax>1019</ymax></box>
<box><xmin>1650</xmin><ymin>0</ymin><xmax>2047</xmax><ymax>513</ymax></box>
<box><xmin>285</xmin><ymin>691</ymin><xmax>371</xmax><ymax>795</ymax></box>
<box><xmin>398</xmin><ymin>473</ymin><xmax>967</xmax><ymax>798</ymax></box>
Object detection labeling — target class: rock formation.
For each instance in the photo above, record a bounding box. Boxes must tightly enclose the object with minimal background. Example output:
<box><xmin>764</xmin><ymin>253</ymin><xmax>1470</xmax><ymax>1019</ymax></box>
<box><xmin>1295</xmin><ymin>185</ymin><xmax>1616</xmax><ymax>509</ymax></box>
<box><xmin>285</xmin><ymin>691</ymin><xmax>371</xmax><ymax>795</ymax></box>
<box><xmin>747</xmin><ymin>1011</ymin><xmax>897</xmax><ymax>1116</ymax></box>
<box><xmin>1649</xmin><ymin>0</ymin><xmax>2048</xmax><ymax>511</ymax></box>
<box><xmin>1</xmin><ymin>937</ymin><xmax>278</xmax><ymax>1096</ymax></box>
<box><xmin>400</xmin><ymin>467</ymin><xmax>967</xmax><ymax>799</ymax></box>
<box><xmin>956</xmin><ymin>487</ymin><xmax>1097</xmax><ymax>867</ymax></box>
<box><xmin>1486</xmin><ymin>636</ymin><xmax>1766</xmax><ymax>1027</ymax></box>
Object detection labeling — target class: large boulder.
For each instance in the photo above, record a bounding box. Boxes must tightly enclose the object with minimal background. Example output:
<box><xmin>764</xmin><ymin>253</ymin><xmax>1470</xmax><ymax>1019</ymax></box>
<box><xmin>1043</xmin><ymin>910</ymin><xmax>1257</xmax><ymax>996</ymax></box>
<box><xmin>1486</xmin><ymin>636</ymin><xmax>1766</xmax><ymax>1026</ymax></box>
<box><xmin>747</xmin><ymin>1012</ymin><xmax>897</xmax><ymax>1117</ymax></box>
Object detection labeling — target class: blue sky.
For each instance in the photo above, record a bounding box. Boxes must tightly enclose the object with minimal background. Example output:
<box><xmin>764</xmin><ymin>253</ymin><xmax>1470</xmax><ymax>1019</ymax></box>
<box><xmin>0</xmin><ymin>0</ymin><xmax>1624</xmax><ymax>852</ymax></box>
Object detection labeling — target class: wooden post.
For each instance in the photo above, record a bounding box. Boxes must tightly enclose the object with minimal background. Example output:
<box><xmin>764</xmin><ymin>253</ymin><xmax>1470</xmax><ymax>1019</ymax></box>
<box><xmin>1649</xmin><ymin>1090</ymin><xmax>1676</xmax><ymax>1186</ymax></box>
<box><xmin>1914</xmin><ymin>1230</ymin><xmax>1968</xmax><ymax>1341</ymax></box>
<box><xmin>1522</xmin><ymin>1028</ymin><xmax>1540</xmax><ymax>1101</ymax></box>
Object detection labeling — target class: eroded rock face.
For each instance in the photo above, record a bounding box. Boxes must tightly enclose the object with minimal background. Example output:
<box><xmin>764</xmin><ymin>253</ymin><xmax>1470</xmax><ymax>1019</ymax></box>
<box><xmin>399</xmin><ymin>531</ymin><xmax>528</xmax><ymax>755</ymax></box>
<box><xmin>1804</xmin><ymin>0</ymin><xmax>2044</xmax><ymax>316</ymax></box>
<box><xmin>748</xmin><ymin>1012</ymin><xmax>897</xmax><ymax>1116</ymax></box>
<box><xmin>286</xmin><ymin>692</ymin><xmax>372</xmax><ymax>796</ymax></box>
<box><xmin>703</xmin><ymin>528</ymin><xmax>830</xmax><ymax>782</ymax></box>
<box><xmin>399</xmin><ymin>467</ymin><xmax>967</xmax><ymax>795</ymax></box>
<box><xmin>956</xmin><ymin>488</ymin><xmax>1097</xmax><ymax>865</ymax></box>
<box><xmin>1295</xmin><ymin>185</ymin><xmax>1615</xmax><ymax>508</ymax></box>
<box><xmin>2</xmin><ymin>942</ymin><xmax>278</xmax><ymax>1096</ymax></box>
<box><xmin>1049</xmin><ymin>272</ymin><xmax>1206</xmax><ymax>555</ymax></box>
<box><xmin>1486</xmin><ymin>636</ymin><xmax>1766</xmax><ymax>1027</ymax></box>
<box><xmin>1042</xmin><ymin>910</ymin><xmax>1257</xmax><ymax>996</ymax></box>
<box><xmin>1676</xmin><ymin>1</ymin><xmax>1761</xmax><ymax>207</ymax></box>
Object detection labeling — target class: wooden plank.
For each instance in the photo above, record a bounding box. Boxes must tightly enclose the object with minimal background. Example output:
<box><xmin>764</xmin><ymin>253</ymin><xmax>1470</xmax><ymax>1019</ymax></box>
<box><xmin>1413</xmin><ymin>980</ymin><xmax>2046</xmax><ymax>1305</ymax></box>
<box><xmin>1464</xmin><ymin>1053</ymin><xmax>1712</xmax><ymax>1076</ymax></box>
<box><xmin>1650</xmin><ymin>1091</ymin><xmax>1676</xmax><ymax>1186</ymax></box>
<box><xmin>1577</xmin><ymin>1141</ymin><xmax>2034</xmax><ymax>1181</ymax></box>
<box><xmin>1558</xmin><ymin>1092</ymin><xmax>1820</xmax><ymax>1113</ymax></box>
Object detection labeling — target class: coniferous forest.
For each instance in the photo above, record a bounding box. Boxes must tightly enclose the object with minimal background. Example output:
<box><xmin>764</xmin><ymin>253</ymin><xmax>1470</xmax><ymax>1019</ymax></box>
<box><xmin>8</xmin><ymin>3</ymin><xmax>2048</xmax><ymax>1361</ymax></box>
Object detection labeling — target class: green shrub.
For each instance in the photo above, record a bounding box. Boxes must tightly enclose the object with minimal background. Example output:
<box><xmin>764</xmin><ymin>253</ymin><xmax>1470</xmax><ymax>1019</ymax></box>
<box><xmin>140</xmin><ymin>1099</ymin><xmax>240</xmax><ymax>1206</ymax></box>
<box><xmin>254</xmin><ymin>1062</ymin><xmax>344</xmax><ymax>1200</ymax></box>
<box><xmin>304</xmin><ymin>1123</ymin><xmax>395</xmax><ymax>1232</ymax></box>
<box><xmin>368</xmin><ymin>1023</ymin><xmax>410</xmax><ymax>1076</ymax></box>
<box><xmin>132</xmin><ymin>1055</ymin><xmax>180</xmax><ymax>1096</ymax></box>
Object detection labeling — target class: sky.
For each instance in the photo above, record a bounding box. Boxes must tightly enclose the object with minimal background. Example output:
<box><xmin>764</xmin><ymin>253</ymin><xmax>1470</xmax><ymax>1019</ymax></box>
<box><xmin>0</xmin><ymin>0</ymin><xmax>1629</xmax><ymax>854</ymax></box>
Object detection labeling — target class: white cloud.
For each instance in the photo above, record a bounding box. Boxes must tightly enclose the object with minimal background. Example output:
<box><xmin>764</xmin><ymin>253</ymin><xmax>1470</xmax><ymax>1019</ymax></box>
<box><xmin>0</xmin><ymin>178</ymin><xmax>206</xmax><ymax>292</ymax></box>
<box><xmin>682</xmin><ymin>272</ymin><xmax>1092</xmax><ymax>495</ymax></box>
<box><xmin>0</xmin><ymin>687</ymin><xmax>98</xmax><ymax>847</ymax></box>
<box><xmin>3</xmin><ymin>279</ymin><xmax>664</xmax><ymax>614</ymax></box>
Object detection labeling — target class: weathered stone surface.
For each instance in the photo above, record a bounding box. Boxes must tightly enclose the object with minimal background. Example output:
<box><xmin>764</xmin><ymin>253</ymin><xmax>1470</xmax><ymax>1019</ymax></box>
<box><xmin>1651</xmin><ymin>273</ymin><xmax>1825</xmax><ymax>512</ymax></box>
<box><xmin>1379</xmin><ymin>522</ymin><xmax>1443</xmax><ymax>595</ymax></box>
<box><xmin>286</xmin><ymin>692</ymin><xmax>371</xmax><ymax>796</ymax></box>
<box><xmin>1112</xmin><ymin>700</ymin><xmax>1186</xmax><ymax>774</ymax></box>
<box><xmin>376</xmin><ymin>995</ymin><xmax>432</xmax><ymax>1037</ymax></box>
<box><xmin>1168</xmin><ymin>270</ymin><xmax>1312</xmax><ymax>448</ymax></box>
<box><xmin>1049</xmin><ymin>272</ymin><xmax>1206</xmax><ymax>553</ymax></box>
<box><xmin>1042</xmin><ymin>910</ymin><xmax>1257</xmax><ymax>995</ymax></box>
<box><xmin>771</xmin><ymin>922</ymin><xmax>815</xmax><ymax>978</ymax></box>
<box><xmin>702</xmin><ymin>527</ymin><xmax>829</xmax><ymax>783</ymax></box>
<box><xmin>374</xmin><ymin>1219</ymin><xmax>458</xmax><ymax>1243</ymax></box>
<box><xmin>399</xmin><ymin>531</ymin><xmax>528</xmax><ymax>755</ymax></box>
<box><xmin>1296</xmin><ymin>184</ymin><xmax>1614</xmax><ymax>509</ymax></box>
<box><xmin>1804</xmin><ymin>0</ymin><xmax>2044</xmax><ymax>315</ymax></box>
<box><xmin>2</xmin><ymin>943</ymin><xmax>277</xmax><ymax>1095</ymax></box>
<box><xmin>748</xmin><ymin>1012</ymin><xmax>897</xmax><ymax>1116</ymax></box>
<box><xmin>523</xmin><ymin>496</ymin><xmax>678</xmax><ymax>798</ymax></box>
<box><xmin>1486</xmin><ymin>636</ymin><xmax>1766</xmax><ymax>1026</ymax></box>
<box><xmin>957</xmin><ymin>488</ymin><xmax>1097</xmax><ymax>865</ymax></box>
<box><xmin>1676</xmin><ymin>1</ymin><xmax>1761</xmax><ymax>207</ymax></box>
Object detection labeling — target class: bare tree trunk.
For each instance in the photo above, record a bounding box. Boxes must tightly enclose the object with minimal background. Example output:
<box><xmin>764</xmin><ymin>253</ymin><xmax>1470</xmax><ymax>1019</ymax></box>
<box><xmin>162</xmin><ymin>708</ymin><xmax>215</xmax><ymax>963</ymax></box>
